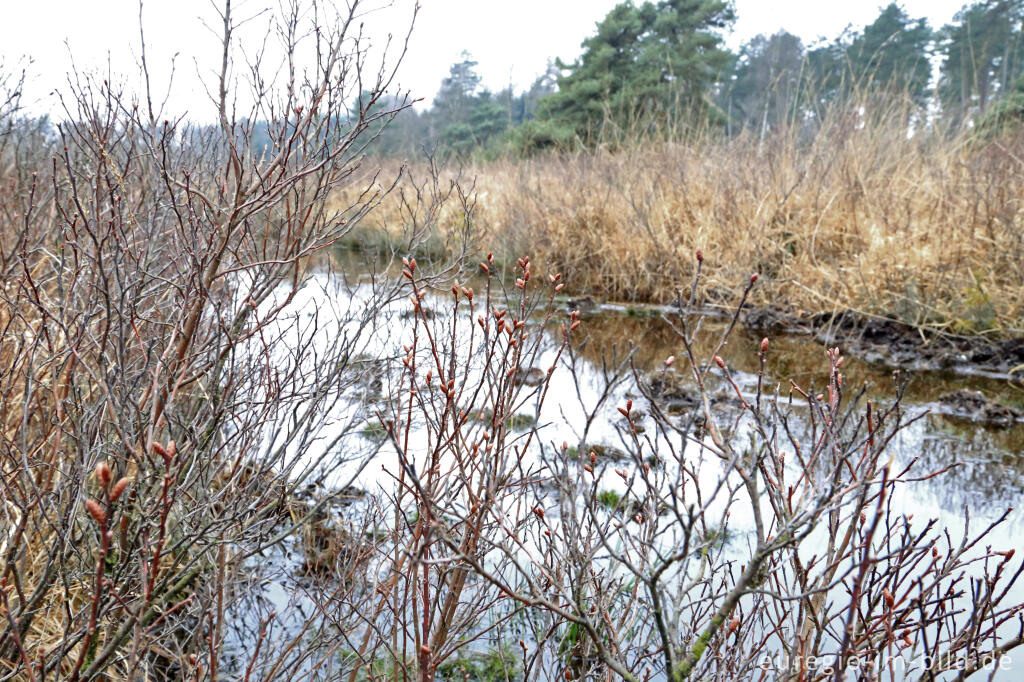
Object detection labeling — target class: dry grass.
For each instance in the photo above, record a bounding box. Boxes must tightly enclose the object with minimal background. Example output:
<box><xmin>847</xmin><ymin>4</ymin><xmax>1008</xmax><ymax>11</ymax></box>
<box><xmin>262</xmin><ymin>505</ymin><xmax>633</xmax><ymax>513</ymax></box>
<box><xmin>359</xmin><ymin>115</ymin><xmax>1024</xmax><ymax>336</ymax></box>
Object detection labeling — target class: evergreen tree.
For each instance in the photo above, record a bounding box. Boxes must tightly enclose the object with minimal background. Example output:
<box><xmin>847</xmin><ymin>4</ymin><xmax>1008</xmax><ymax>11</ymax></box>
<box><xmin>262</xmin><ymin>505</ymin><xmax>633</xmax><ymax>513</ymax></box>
<box><xmin>723</xmin><ymin>31</ymin><xmax>805</xmax><ymax>134</ymax></box>
<box><xmin>349</xmin><ymin>91</ymin><xmax>428</xmax><ymax>158</ymax></box>
<box><xmin>520</xmin><ymin>62</ymin><xmax>561</xmax><ymax>123</ymax></box>
<box><xmin>804</xmin><ymin>35</ymin><xmax>849</xmax><ymax>112</ymax></box>
<box><xmin>430</xmin><ymin>54</ymin><xmax>510</xmax><ymax>156</ymax></box>
<box><xmin>847</xmin><ymin>3</ymin><xmax>933</xmax><ymax>105</ymax></box>
<box><xmin>523</xmin><ymin>0</ymin><xmax>734</xmax><ymax>148</ymax></box>
<box><xmin>938</xmin><ymin>0</ymin><xmax>1024</xmax><ymax>126</ymax></box>
<box><xmin>432</xmin><ymin>52</ymin><xmax>483</xmax><ymax>129</ymax></box>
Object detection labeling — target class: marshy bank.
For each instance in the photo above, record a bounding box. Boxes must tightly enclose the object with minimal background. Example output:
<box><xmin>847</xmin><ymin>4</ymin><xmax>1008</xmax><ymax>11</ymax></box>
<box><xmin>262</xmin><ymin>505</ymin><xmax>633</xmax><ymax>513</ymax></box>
<box><xmin>340</xmin><ymin>118</ymin><xmax>1024</xmax><ymax>342</ymax></box>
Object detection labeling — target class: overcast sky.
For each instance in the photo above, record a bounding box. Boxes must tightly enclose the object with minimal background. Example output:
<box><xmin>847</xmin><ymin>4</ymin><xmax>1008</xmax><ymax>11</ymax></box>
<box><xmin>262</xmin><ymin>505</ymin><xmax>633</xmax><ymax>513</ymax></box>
<box><xmin>1</xmin><ymin>0</ymin><xmax>971</xmax><ymax>119</ymax></box>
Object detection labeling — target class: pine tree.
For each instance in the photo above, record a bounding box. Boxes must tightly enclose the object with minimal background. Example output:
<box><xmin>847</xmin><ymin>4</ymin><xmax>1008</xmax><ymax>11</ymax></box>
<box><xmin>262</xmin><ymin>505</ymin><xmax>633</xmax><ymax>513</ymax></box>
<box><xmin>523</xmin><ymin>0</ymin><xmax>734</xmax><ymax>148</ymax></box>
<box><xmin>939</xmin><ymin>0</ymin><xmax>1024</xmax><ymax>126</ymax></box>
<box><xmin>431</xmin><ymin>54</ymin><xmax>509</xmax><ymax>156</ymax></box>
<box><xmin>723</xmin><ymin>31</ymin><xmax>805</xmax><ymax>134</ymax></box>
<box><xmin>847</xmin><ymin>3</ymin><xmax>932</xmax><ymax>105</ymax></box>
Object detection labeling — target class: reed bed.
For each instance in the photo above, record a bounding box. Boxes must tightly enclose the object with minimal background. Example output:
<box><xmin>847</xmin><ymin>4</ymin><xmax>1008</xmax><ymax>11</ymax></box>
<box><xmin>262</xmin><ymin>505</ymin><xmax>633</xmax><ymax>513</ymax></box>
<box><xmin>354</xmin><ymin>116</ymin><xmax>1024</xmax><ymax>336</ymax></box>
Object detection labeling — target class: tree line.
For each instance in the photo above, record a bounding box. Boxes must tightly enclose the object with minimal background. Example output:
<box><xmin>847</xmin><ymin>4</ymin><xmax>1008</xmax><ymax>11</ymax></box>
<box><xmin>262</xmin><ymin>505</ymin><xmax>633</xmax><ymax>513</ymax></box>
<box><xmin>368</xmin><ymin>0</ymin><xmax>1024</xmax><ymax>157</ymax></box>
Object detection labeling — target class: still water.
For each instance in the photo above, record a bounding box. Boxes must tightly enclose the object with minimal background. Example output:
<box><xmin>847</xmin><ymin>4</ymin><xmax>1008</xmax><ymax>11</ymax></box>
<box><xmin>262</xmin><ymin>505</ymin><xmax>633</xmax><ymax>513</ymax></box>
<box><xmin>223</xmin><ymin>254</ymin><xmax>1024</xmax><ymax>680</ymax></box>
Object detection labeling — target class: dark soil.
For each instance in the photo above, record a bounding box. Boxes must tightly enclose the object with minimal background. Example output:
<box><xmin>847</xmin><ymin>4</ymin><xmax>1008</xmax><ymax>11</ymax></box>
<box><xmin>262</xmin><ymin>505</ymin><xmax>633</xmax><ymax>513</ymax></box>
<box><xmin>743</xmin><ymin>307</ymin><xmax>1024</xmax><ymax>379</ymax></box>
<box><xmin>936</xmin><ymin>389</ymin><xmax>1024</xmax><ymax>426</ymax></box>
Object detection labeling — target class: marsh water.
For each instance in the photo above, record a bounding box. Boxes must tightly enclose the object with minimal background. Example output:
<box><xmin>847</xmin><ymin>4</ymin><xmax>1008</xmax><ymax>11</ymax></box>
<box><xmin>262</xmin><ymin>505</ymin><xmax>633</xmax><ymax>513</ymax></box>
<box><xmin>223</xmin><ymin>252</ymin><xmax>1024</xmax><ymax>680</ymax></box>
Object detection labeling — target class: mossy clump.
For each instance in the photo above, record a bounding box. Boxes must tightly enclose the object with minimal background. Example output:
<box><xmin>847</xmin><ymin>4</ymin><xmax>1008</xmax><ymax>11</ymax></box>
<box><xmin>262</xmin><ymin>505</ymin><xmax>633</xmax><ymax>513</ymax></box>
<box><xmin>507</xmin><ymin>413</ymin><xmax>536</xmax><ymax>431</ymax></box>
<box><xmin>361</xmin><ymin>420</ymin><xmax>387</xmax><ymax>440</ymax></box>
<box><xmin>435</xmin><ymin>646</ymin><xmax>520</xmax><ymax>681</ymax></box>
<box><xmin>587</xmin><ymin>443</ymin><xmax>630</xmax><ymax>462</ymax></box>
<box><xmin>468</xmin><ymin>408</ymin><xmax>536</xmax><ymax>432</ymax></box>
<box><xmin>596</xmin><ymin>489</ymin><xmax>623</xmax><ymax>510</ymax></box>
<box><xmin>700</xmin><ymin>526</ymin><xmax>731</xmax><ymax>551</ymax></box>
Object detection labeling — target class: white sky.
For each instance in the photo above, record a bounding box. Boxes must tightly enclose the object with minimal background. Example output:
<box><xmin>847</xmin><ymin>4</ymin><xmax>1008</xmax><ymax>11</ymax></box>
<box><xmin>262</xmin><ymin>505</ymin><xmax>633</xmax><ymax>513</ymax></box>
<box><xmin>1</xmin><ymin>0</ymin><xmax>971</xmax><ymax>120</ymax></box>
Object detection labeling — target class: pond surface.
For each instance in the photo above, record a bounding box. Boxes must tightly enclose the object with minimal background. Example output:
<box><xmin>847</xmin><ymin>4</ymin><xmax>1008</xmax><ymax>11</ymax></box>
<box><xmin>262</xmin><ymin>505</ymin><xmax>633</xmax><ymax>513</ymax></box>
<box><xmin>224</xmin><ymin>251</ymin><xmax>1024</xmax><ymax>680</ymax></box>
<box><xmin>575</xmin><ymin>307</ymin><xmax>1024</xmax><ymax>517</ymax></box>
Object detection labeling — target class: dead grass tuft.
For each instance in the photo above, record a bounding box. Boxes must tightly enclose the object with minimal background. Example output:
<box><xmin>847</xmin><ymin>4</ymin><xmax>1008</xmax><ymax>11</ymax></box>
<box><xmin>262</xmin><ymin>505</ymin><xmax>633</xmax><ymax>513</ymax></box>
<box><xmin>362</xmin><ymin>117</ymin><xmax>1024</xmax><ymax>335</ymax></box>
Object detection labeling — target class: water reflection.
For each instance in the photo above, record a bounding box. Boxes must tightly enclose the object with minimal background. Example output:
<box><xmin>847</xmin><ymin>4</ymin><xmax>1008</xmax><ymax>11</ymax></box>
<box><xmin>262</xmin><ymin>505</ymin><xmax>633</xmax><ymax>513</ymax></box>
<box><xmin>224</xmin><ymin>256</ymin><xmax>1024</xmax><ymax>679</ymax></box>
<box><xmin>566</xmin><ymin>308</ymin><xmax>1024</xmax><ymax>535</ymax></box>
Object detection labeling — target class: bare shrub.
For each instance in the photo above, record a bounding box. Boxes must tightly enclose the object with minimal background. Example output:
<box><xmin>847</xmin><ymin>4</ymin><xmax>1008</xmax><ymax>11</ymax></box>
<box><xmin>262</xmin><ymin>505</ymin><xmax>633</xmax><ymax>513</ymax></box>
<box><xmin>1</xmin><ymin>3</ymin><xmax>1022</xmax><ymax>682</ymax></box>
<box><xmin>363</xmin><ymin>255</ymin><xmax>1024</xmax><ymax>680</ymax></box>
<box><xmin>0</xmin><ymin>1</ymin><xmax>471</xmax><ymax>678</ymax></box>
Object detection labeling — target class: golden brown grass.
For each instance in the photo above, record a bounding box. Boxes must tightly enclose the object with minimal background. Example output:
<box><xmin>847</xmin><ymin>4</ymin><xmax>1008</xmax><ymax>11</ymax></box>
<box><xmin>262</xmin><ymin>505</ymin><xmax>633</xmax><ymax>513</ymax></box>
<box><xmin>353</xmin><ymin>115</ymin><xmax>1024</xmax><ymax>336</ymax></box>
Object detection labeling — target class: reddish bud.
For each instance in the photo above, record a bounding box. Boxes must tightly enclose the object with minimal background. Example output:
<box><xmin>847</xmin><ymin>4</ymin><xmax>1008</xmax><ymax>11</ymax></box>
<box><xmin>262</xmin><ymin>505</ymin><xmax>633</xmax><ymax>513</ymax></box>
<box><xmin>760</xmin><ymin>338</ymin><xmax>769</xmax><ymax>353</ymax></box>
<box><xmin>85</xmin><ymin>498</ymin><xmax>106</xmax><ymax>525</ymax></box>
<box><xmin>95</xmin><ymin>461</ymin><xmax>112</xmax><ymax>487</ymax></box>
<box><xmin>750</xmin><ymin>273</ymin><xmax>759</xmax><ymax>283</ymax></box>
<box><xmin>665</xmin><ymin>355</ymin><xmax>675</xmax><ymax>367</ymax></box>
<box><xmin>110</xmin><ymin>477</ymin><xmax>133</xmax><ymax>503</ymax></box>
<box><xmin>696</xmin><ymin>249</ymin><xmax>703</xmax><ymax>262</ymax></box>
<box><xmin>480</xmin><ymin>262</ymin><xmax>490</xmax><ymax>273</ymax></box>
<box><xmin>714</xmin><ymin>355</ymin><xmax>725</xmax><ymax>369</ymax></box>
